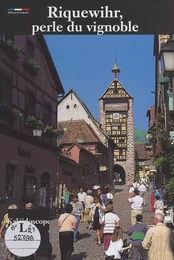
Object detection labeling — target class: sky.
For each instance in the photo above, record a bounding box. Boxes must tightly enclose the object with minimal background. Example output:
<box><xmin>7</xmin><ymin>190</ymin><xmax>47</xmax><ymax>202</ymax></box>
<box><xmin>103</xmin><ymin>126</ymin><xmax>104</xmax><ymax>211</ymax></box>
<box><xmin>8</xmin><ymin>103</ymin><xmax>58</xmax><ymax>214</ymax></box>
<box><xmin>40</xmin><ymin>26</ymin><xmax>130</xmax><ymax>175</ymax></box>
<box><xmin>45</xmin><ymin>35</ymin><xmax>155</xmax><ymax>131</ymax></box>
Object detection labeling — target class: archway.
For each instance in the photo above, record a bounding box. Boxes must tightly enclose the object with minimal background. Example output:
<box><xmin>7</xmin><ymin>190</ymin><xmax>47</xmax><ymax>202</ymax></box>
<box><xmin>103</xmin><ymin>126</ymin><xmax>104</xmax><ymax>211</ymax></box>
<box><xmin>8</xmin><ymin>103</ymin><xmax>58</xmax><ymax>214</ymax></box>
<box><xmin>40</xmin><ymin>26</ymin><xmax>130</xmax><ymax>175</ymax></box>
<box><xmin>113</xmin><ymin>164</ymin><xmax>126</xmax><ymax>184</ymax></box>
<box><xmin>39</xmin><ymin>171</ymin><xmax>53</xmax><ymax>210</ymax></box>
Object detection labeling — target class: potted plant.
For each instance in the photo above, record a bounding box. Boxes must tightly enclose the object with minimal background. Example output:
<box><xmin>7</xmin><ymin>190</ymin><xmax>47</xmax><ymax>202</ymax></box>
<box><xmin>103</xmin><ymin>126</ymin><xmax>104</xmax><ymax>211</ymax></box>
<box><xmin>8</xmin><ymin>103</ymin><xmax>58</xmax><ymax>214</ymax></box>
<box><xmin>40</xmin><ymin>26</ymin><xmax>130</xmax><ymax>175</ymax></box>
<box><xmin>3</xmin><ymin>39</ymin><xmax>20</xmax><ymax>59</ymax></box>
<box><xmin>11</xmin><ymin>108</ymin><xmax>22</xmax><ymax>120</ymax></box>
<box><xmin>25</xmin><ymin>115</ymin><xmax>43</xmax><ymax>128</ymax></box>
<box><xmin>24</xmin><ymin>58</ymin><xmax>40</xmax><ymax>75</ymax></box>
<box><xmin>44</xmin><ymin>125</ymin><xmax>57</xmax><ymax>137</ymax></box>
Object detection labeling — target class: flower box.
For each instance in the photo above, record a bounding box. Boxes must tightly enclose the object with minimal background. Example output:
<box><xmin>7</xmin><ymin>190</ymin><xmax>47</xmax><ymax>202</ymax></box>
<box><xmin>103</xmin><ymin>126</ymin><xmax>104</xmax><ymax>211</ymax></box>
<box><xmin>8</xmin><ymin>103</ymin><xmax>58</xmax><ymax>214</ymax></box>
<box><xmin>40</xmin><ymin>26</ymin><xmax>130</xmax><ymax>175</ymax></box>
<box><xmin>24</xmin><ymin>58</ymin><xmax>40</xmax><ymax>76</ymax></box>
<box><xmin>44</xmin><ymin>125</ymin><xmax>57</xmax><ymax>137</ymax></box>
<box><xmin>25</xmin><ymin>115</ymin><xmax>43</xmax><ymax>128</ymax></box>
<box><xmin>2</xmin><ymin>39</ymin><xmax>20</xmax><ymax>59</ymax></box>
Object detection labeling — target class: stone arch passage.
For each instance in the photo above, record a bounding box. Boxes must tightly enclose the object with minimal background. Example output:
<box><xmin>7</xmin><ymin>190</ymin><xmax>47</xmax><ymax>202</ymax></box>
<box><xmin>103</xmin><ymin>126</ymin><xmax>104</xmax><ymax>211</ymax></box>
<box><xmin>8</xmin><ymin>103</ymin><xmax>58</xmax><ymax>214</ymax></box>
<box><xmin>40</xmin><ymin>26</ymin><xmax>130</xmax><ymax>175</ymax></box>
<box><xmin>113</xmin><ymin>164</ymin><xmax>126</xmax><ymax>184</ymax></box>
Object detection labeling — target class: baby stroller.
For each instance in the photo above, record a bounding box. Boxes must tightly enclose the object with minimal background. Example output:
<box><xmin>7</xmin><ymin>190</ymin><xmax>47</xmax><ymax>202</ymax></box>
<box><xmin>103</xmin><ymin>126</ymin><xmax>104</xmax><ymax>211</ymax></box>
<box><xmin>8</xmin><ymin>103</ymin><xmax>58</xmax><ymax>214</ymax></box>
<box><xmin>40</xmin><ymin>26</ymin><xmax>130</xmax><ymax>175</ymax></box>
<box><xmin>105</xmin><ymin>239</ymin><xmax>130</xmax><ymax>260</ymax></box>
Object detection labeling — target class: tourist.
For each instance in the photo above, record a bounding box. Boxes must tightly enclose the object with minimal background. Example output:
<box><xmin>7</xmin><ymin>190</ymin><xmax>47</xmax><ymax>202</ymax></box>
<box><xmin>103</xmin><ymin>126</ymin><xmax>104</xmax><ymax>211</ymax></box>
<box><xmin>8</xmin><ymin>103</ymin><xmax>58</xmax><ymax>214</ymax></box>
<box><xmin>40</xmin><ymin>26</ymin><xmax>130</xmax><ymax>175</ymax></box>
<box><xmin>105</xmin><ymin>226</ymin><xmax>131</xmax><ymax>260</ymax></box>
<box><xmin>63</xmin><ymin>189</ymin><xmax>70</xmax><ymax>206</ymax></box>
<box><xmin>126</xmin><ymin>214</ymin><xmax>148</xmax><ymax>260</ymax></box>
<box><xmin>138</xmin><ymin>182</ymin><xmax>147</xmax><ymax>206</ymax></box>
<box><xmin>154</xmin><ymin>195</ymin><xmax>164</xmax><ymax>214</ymax></box>
<box><xmin>129</xmin><ymin>184</ymin><xmax>135</xmax><ymax>195</ymax></box>
<box><xmin>128</xmin><ymin>189</ymin><xmax>143</xmax><ymax>225</ymax></box>
<box><xmin>58</xmin><ymin>204</ymin><xmax>76</xmax><ymax>260</ymax></box>
<box><xmin>101</xmin><ymin>203</ymin><xmax>120</xmax><ymax>251</ymax></box>
<box><xmin>106</xmin><ymin>188</ymin><xmax>114</xmax><ymax>200</ymax></box>
<box><xmin>70</xmin><ymin>194</ymin><xmax>83</xmax><ymax>242</ymax></box>
<box><xmin>142</xmin><ymin>212</ymin><xmax>174</xmax><ymax>260</ymax></box>
<box><xmin>96</xmin><ymin>188</ymin><xmax>107</xmax><ymax>205</ymax></box>
<box><xmin>25</xmin><ymin>202</ymin><xmax>33</xmax><ymax>209</ymax></box>
<box><xmin>84</xmin><ymin>190</ymin><xmax>93</xmax><ymax>229</ymax></box>
<box><xmin>90</xmin><ymin>195</ymin><xmax>106</xmax><ymax>245</ymax></box>
<box><xmin>0</xmin><ymin>204</ymin><xmax>18</xmax><ymax>260</ymax></box>
<box><xmin>77</xmin><ymin>186</ymin><xmax>87</xmax><ymax>221</ymax></box>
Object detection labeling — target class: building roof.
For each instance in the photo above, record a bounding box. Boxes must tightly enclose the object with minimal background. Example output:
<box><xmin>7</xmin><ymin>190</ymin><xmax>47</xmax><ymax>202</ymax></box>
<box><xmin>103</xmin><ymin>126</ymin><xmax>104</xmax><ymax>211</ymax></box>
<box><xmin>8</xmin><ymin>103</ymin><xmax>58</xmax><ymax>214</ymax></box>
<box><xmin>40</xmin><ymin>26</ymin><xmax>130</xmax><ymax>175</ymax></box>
<box><xmin>59</xmin><ymin>154</ymin><xmax>80</xmax><ymax>167</ymax></box>
<box><xmin>57</xmin><ymin>120</ymin><xmax>101</xmax><ymax>144</ymax></box>
<box><xmin>37</xmin><ymin>35</ymin><xmax>64</xmax><ymax>95</ymax></box>
<box><xmin>146</xmin><ymin>105</ymin><xmax>155</xmax><ymax>122</ymax></box>
<box><xmin>99</xmin><ymin>79</ymin><xmax>133</xmax><ymax>100</ymax></box>
<box><xmin>68</xmin><ymin>142</ymin><xmax>99</xmax><ymax>160</ymax></box>
<box><xmin>58</xmin><ymin>89</ymin><xmax>111</xmax><ymax>140</ymax></box>
<box><xmin>134</xmin><ymin>143</ymin><xmax>148</xmax><ymax>160</ymax></box>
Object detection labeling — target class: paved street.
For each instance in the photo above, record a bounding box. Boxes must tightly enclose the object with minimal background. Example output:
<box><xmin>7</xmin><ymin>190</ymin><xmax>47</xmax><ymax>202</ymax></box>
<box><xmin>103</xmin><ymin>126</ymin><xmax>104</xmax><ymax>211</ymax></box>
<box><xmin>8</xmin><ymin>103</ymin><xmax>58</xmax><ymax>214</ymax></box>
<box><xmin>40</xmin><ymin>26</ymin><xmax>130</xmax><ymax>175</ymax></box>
<box><xmin>50</xmin><ymin>186</ymin><xmax>153</xmax><ymax>260</ymax></box>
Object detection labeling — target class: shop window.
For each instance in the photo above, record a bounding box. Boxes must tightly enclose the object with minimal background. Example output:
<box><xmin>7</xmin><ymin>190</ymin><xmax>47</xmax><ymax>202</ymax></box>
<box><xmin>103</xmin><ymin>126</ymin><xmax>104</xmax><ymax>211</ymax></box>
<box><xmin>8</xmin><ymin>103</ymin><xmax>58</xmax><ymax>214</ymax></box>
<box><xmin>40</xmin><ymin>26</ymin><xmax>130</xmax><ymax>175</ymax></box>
<box><xmin>44</xmin><ymin>103</ymin><xmax>51</xmax><ymax>125</ymax></box>
<box><xmin>0</xmin><ymin>72</ymin><xmax>12</xmax><ymax>105</ymax></box>
<box><xmin>23</xmin><ymin>176</ymin><xmax>36</xmax><ymax>203</ymax></box>
<box><xmin>5</xmin><ymin>163</ymin><xmax>16</xmax><ymax>198</ymax></box>
<box><xmin>26</xmin><ymin>91</ymin><xmax>36</xmax><ymax>116</ymax></box>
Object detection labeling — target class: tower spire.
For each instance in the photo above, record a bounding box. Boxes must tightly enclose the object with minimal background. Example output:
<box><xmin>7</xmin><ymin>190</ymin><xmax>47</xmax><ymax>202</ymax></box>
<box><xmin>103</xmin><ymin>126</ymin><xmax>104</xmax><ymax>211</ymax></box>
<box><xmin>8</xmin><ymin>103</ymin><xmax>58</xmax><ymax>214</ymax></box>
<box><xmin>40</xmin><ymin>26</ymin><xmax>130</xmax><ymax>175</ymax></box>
<box><xmin>111</xmin><ymin>60</ymin><xmax>120</xmax><ymax>80</ymax></box>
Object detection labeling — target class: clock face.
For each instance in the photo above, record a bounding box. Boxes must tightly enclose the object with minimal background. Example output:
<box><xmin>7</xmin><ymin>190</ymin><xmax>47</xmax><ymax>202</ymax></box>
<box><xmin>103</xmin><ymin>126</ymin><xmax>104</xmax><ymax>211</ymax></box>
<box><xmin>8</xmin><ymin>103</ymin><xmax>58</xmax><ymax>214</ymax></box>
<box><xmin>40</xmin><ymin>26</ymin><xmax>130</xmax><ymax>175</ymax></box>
<box><xmin>113</xmin><ymin>113</ymin><xmax>119</xmax><ymax>119</ymax></box>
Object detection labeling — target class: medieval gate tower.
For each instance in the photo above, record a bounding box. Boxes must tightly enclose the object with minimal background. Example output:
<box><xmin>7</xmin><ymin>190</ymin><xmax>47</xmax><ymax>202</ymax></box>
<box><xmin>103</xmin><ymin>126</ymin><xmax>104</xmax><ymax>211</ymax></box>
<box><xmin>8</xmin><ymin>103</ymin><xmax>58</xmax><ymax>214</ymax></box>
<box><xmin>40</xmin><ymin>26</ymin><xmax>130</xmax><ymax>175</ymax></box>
<box><xmin>99</xmin><ymin>62</ymin><xmax>135</xmax><ymax>183</ymax></box>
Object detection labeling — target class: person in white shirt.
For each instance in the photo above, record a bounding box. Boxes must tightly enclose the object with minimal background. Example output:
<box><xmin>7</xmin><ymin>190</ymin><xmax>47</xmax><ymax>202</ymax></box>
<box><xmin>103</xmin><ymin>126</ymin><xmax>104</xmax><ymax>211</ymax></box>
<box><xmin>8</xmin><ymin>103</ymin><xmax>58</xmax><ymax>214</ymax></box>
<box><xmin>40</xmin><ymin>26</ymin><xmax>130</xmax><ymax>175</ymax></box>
<box><xmin>101</xmin><ymin>203</ymin><xmax>120</xmax><ymax>251</ymax></box>
<box><xmin>84</xmin><ymin>190</ymin><xmax>93</xmax><ymax>229</ymax></box>
<box><xmin>154</xmin><ymin>195</ymin><xmax>164</xmax><ymax>214</ymax></box>
<box><xmin>129</xmin><ymin>185</ymin><xmax>134</xmax><ymax>195</ymax></box>
<box><xmin>138</xmin><ymin>182</ymin><xmax>147</xmax><ymax>206</ymax></box>
<box><xmin>106</xmin><ymin>189</ymin><xmax>114</xmax><ymax>200</ymax></box>
<box><xmin>128</xmin><ymin>189</ymin><xmax>143</xmax><ymax>225</ymax></box>
<box><xmin>78</xmin><ymin>186</ymin><xmax>87</xmax><ymax>222</ymax></box>
<box><xmin>105</xmin><ymin>226</ymin><xmax>131</xmax><ymax>259</ymax></box>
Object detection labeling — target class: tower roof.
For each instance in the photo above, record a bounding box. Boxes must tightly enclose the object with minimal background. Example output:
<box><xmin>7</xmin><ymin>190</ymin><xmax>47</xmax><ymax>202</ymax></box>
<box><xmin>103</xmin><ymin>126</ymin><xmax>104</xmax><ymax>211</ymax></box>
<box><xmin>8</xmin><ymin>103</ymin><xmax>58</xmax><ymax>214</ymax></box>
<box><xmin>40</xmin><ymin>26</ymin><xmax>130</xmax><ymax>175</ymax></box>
<box><xmin>111</xmin><ymin>61</ymin><xmax>120</xmax><ymax>73</ymax></box>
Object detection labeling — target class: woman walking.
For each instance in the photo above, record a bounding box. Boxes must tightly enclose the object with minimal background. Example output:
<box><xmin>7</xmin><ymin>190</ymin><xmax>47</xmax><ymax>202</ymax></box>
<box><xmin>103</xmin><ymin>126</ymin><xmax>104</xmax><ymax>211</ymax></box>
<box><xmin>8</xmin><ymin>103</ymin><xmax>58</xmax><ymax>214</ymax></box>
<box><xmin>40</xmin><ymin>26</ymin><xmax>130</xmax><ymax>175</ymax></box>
<box><xmin>58</xmin><ymin>204</ymin><xmax>76</xmax><ymax>260</ymax></box>
<box><xmin>90</xmin><ymin>195</ymin><xmax>106</xmax><ymax>245</ymax></box>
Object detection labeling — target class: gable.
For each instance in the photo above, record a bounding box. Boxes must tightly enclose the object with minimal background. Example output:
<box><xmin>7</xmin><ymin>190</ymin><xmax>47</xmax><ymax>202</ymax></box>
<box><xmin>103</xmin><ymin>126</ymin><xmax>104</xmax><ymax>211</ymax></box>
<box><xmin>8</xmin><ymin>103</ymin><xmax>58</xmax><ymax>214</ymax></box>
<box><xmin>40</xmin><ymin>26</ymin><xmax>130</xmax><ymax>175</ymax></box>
<box><xmin>101</xmin><ymin>81</ymin><xmax>132</xmax><ymax>99</ymax></box>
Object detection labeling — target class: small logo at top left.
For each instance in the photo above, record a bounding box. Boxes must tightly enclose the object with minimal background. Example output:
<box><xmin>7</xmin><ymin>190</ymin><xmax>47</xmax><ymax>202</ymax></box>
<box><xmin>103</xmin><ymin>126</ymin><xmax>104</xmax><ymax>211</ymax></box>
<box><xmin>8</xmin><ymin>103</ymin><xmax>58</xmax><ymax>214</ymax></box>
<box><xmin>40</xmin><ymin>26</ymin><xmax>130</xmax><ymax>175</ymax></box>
<box><xmin>8</xmin><ymin>8</ymin><xmax>30</xmax><ymax>15</ymax></box>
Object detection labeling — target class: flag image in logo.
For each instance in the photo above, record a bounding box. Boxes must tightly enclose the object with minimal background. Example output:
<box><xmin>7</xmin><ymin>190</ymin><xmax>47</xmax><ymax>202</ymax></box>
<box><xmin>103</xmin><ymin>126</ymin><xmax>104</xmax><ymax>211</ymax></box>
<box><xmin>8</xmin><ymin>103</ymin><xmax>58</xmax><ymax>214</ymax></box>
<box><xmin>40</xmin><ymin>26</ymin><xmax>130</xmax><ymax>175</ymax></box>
<box><xmin>8</xmin><ymin>8</ymin><xmax>30</xmax><ymax>14</ymax></box>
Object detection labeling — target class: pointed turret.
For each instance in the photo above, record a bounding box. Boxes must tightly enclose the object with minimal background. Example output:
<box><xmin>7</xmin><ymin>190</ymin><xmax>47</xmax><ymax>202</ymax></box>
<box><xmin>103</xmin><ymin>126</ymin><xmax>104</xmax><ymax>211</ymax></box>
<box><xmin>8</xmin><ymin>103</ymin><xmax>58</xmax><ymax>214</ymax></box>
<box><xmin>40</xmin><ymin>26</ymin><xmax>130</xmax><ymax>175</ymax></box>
<box><xmin>111</xmin><ymin>60</ymin><xmax>120</xmax><ymax>80</ymax></box>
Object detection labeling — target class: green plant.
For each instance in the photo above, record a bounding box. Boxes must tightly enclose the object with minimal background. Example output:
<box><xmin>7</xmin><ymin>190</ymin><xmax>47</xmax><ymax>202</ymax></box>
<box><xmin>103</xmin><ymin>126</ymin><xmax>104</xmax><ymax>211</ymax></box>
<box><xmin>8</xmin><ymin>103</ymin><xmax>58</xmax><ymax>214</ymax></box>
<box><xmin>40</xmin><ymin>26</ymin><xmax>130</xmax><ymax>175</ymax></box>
<box><xmin>44</xmin><ymin>125</ymin><xmax>57</xmax><ymax>137</ymax></box>
<box><xmin>11</xmin><ymin>108</ymin><xmax>22</xmax><ymax>120</ymax></box>
<box><xmin>154</xmin><ymin>157</ymin><xmax>168</xmax><ymax>171</ymax></box>
<box><xmin>5</xmin><ymin>39</ymin><xmax>20</xmax><ymax>57</ymax></box>
<box><xmin>25</xmin><ymin>115</ymin><xmax>43</xmax><ymax>127</ymax></box>
<box><xmin>27</xmin><ymin>58</ymin><xmax>40</xmax><ymax>72</ymax></box>
<box><xmin>165</xmin><ymin>177</ymin><xmax>174</xmax><ymax>203</ymax></box>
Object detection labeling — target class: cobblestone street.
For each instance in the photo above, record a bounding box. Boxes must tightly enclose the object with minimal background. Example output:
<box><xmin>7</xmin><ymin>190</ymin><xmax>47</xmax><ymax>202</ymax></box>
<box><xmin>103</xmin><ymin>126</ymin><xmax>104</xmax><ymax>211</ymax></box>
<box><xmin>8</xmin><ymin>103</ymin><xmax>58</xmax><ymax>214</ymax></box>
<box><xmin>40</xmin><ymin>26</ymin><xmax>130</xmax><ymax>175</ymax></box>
<box><xmin>50</xmin><ymin>186</ymin><xmax>153</xmax><ymax>260</ymax></box>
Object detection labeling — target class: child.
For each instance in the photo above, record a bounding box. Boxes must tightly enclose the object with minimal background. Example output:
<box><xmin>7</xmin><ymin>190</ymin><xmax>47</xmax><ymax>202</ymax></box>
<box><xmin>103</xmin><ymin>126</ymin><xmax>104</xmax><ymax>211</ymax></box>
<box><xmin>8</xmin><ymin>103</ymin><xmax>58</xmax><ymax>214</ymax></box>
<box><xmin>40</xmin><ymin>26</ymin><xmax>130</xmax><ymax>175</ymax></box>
<box><xmin>105</xmin><ymin>226</ymin><xmax>131</xmax><ymax>260</ymax></box>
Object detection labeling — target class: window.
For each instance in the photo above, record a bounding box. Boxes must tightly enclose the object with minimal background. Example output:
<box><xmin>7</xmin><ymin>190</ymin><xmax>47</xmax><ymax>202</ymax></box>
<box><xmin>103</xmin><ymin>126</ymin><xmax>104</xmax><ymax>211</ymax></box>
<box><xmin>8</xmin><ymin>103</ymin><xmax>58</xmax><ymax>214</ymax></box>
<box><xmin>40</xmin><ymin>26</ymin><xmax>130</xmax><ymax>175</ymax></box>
<box><xmin>5</xmin><ymin>164</ymin><xmax>16</xmax><ymax>198</ymax></box>
<box><xmin>66</xmin><ymin>105</ymin><xmax>70</xmax><ymax>109</ymax></box>
<box><xmin>74</xmin><ymin>104</ymin><xmax>77</xmax><ymax>108</ymax></box>
<box><xmin>23</xmin><ymin>176</ymin><xmax>36</xmax><ymax>195</ymax></box>
<box><xmin>1</xmin><ymin>35</ymin><xmax>14</xmax><ymax>43</ymax></box>
<box><xmin>0</xmin><ymin>72</ymin><xmax>12</xmax><ymax>105</ymax></box>
<box><xmin>44</xmin><ymin>103</ymin><xmax>52</xmax><ymax>125</ymax></box>
<box><xmin>26</xmin><ymin>91</ymin><xmax>36</xmax><ymax>116</ymax></box>
<box><xmin>26</xmin><ymin>40</ymin><xmax>34</xmax><ymax>59</ymax></box>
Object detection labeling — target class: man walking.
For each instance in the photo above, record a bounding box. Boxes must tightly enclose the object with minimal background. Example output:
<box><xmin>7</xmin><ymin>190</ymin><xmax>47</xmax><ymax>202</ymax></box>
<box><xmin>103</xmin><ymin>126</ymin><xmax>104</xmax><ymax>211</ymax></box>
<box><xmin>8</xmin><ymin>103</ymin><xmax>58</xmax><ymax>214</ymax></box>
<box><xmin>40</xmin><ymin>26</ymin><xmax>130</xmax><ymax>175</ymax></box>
<box><xmin>138</xmin><ymin>182</ymin><xmax>147</xmax><ymax>206</ymax></box>
<box><xmin>142</xmin><ymin>213</ymin><xmax>174</xmax><ymax>260</ymax></box>
<box><xmin>126</xmin><ymin>214</ymin><xmax>148</xmax><ymax>260</ymax></box>
<box><xmin>128</xmin><ymin>189</ymin><xmax>143</xmax><ymax>225</ymax></box>
<box><xmin>78</xmin><ymin>186</ymin><xmax>87</xmax><ymax>221</ymax></box>
<box><xmin>70</xmin><ymin>195</ymin><xmax>83</xmax><ymax>242</ymax></box>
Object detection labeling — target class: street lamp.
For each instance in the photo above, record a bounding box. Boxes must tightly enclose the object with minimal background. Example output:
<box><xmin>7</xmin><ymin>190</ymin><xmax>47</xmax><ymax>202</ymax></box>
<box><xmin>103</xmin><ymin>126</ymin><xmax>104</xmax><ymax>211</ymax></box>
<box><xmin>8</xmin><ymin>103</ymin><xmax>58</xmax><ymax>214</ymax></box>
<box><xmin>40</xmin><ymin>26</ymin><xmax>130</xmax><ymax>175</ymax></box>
<box><xmin>33</xmin><ymin>125</ymin><xmax>43</xmax><ymax>137</ymax></box>
<box><xmin>160</xmin><ymin>39</ymin><xmax>174</xmax><ymax>78</ymax></box>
